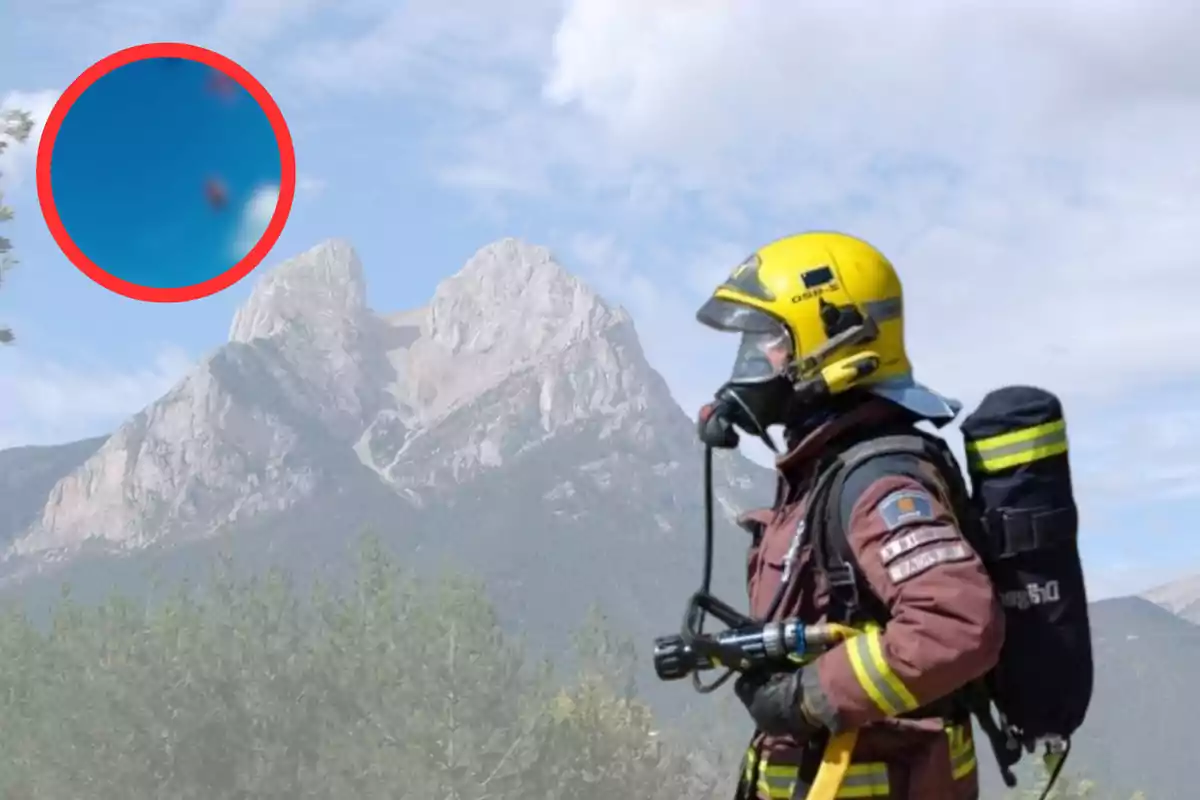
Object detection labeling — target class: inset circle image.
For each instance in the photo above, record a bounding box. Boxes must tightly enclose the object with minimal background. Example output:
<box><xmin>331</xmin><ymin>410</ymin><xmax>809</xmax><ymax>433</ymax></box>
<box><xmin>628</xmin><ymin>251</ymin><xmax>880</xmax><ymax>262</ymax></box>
<box><xmin>36</xmin><ymin>42</ymin><xmax>296</xmax><ymax>303</ymax></box>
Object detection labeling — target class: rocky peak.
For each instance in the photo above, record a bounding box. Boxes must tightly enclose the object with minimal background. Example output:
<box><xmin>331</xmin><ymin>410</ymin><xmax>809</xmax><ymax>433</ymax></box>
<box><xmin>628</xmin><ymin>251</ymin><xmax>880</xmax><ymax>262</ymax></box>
<box><xmin>229</xmin><ymin>238</ymin><xmax>368</xmax><ymax>345</ymax></box>
<box><xmin>5</xmin><ymin>236</ymin><xmax>763</xmax><ymax>562</ymax></box>
<box><xmin>224</xmin><ymin>238</ymin><xmax>387</xmax><ymax>437</ymax></box>
<box><xmin>389</xmin><ymin>238</ymin><xmax>640</xmax><ymax>424</ymax></box>
<box><xmin>423</xmin><ymin>238</ymin><xmax>627</xmax><ymax>358</ymax></box>
<box><xmin>1144</xmin><ymin>573</ymin><xmax>1200</xmax><ymax>624</ymax></box>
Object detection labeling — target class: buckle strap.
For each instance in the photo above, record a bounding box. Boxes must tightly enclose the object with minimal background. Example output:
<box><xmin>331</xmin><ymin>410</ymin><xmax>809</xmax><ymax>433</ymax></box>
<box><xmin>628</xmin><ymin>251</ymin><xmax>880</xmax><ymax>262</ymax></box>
<box><xmin>982</xmin><ymin>505</ymin><xmax>1076</xmax><ymax>557</ymax></box>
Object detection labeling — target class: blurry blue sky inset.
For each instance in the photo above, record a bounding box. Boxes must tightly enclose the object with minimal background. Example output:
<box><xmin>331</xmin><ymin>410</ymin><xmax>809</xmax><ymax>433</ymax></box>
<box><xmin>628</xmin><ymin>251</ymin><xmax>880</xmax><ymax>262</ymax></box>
<box><xmin>50</xmin><ymin>56</ymin><xmax>282</xmax><ymax>289</ymax></box>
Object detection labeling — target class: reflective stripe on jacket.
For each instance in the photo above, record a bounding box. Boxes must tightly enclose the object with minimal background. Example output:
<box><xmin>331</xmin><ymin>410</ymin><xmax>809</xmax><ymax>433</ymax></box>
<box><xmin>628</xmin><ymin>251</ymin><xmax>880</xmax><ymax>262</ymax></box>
<box><xmin>741</xmin><ymin>721</ymin><xmax>977</xmax><ymax>800</ymax></box>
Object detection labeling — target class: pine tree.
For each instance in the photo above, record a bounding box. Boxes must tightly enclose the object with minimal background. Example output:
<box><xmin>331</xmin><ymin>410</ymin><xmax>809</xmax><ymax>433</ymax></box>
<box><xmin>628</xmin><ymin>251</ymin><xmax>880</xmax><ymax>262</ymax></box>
<box><xmin>0</xmin><ymin>107</ymin><xmax>34</xmax><ymax>345</ymax></box>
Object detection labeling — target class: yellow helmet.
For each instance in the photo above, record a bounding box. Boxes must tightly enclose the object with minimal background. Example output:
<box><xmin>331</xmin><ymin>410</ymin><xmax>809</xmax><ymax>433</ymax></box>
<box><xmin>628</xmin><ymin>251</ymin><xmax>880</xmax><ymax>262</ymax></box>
<box><xmin>696</xmin><ymin>231</ymin><xmax>959</xmax><ymax>424</ymax></box>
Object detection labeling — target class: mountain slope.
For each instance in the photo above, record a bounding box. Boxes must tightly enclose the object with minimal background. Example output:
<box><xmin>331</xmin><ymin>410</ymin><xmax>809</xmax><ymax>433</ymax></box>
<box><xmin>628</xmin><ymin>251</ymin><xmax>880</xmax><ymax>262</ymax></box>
<box><xmin>0</xmin><ymin>237</ymin><xmax>768</xmax><ymax>693</ymax></box>
<box><xmin>1143</xmin><ymin>573</ymin><xmax>1200</xmax><ymax>625</ymax></box>
<box><xmin>1054</xmin><ymin>597</ymin><xmax>1198</xmax><ymax>799</ymax></box>
<box><xmin>0</xmin><ymin>436</ymin><xmax>107</xmax><ymax>547</ymax></box>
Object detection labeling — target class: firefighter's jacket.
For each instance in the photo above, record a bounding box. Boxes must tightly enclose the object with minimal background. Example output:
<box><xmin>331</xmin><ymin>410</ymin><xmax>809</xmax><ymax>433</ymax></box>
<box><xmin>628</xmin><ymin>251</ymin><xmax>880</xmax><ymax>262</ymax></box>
<box><xmin>737</xmin><ymin>400</ymin><xmax>1005</xmax><ymax>800</ymax></box>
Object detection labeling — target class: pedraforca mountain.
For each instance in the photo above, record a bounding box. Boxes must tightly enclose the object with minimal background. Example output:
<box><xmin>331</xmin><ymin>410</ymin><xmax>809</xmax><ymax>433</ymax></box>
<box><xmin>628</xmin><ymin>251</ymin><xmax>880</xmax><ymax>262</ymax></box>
<box><xmin>2</xmin><ymin>238</ymin><xmax>768</xmax><ymax>649</ymax></box>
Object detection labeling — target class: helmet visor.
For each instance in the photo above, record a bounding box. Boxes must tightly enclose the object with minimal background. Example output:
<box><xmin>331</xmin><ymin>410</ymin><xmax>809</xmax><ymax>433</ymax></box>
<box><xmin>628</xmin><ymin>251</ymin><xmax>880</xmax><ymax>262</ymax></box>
<box><xmin>696</xmin><ymin>297</ymin><xmax>794</xmax><ymax>383</ymax></box>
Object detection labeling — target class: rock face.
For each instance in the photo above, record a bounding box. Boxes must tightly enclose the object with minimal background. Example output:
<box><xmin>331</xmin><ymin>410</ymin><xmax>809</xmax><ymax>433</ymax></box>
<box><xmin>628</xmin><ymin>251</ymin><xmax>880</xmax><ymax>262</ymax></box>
<box><xmin>1144</xmin><ymin>573</ymin><xmax>1200</xmax><ymax>624</ymax></box>
<box><xmin>2</xmin><ymin>237</ymin><xmax>770</xmax><ymax>648</ymax></box>
<box><xmin>397</xmin><ymin>238</ymin><xmax>630</xmax><ymax>424</ymax></box>
<box><xmin>13</xmin><ymin>240</ymin><xmax>392</xmax><ymax>556</ymax></box>
<box><xmin>361</xmin><ymin>240</ymin><xmax>696</xmax><ymax>498</ymax></box>
<box><xmin>0</xmin><ymin>436</ymin><xmax>107</xmax><ymax>547</ymax></box>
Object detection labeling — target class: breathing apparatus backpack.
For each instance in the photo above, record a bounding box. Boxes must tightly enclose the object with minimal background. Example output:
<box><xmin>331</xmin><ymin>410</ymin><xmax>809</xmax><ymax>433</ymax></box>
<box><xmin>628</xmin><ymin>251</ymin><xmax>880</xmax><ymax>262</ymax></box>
<box><xmin>808</xmin><ymin>385</ymin><xmax>1093</xmax><ymax>795</ymax></box>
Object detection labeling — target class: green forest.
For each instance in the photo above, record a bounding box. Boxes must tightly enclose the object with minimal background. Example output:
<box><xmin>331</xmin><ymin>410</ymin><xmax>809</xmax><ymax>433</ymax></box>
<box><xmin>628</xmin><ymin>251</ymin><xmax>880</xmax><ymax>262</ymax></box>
<box><xmin>0</xmin><ymin>539</ymin><xmax>1145</xmax><ymax>799</ymax></box>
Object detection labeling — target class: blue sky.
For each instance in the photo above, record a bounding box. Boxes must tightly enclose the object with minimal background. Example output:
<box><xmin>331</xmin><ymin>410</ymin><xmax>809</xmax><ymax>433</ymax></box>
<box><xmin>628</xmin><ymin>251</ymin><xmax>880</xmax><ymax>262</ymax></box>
<box><xmin>50</xmin><ymin>56</ymin><xmax>281</xmax><ymax>288</ymax></box>
<box><xmin>2</xmin><ymin>0</ymin><xmax>1200</xmax><ymax>598</ymax></box>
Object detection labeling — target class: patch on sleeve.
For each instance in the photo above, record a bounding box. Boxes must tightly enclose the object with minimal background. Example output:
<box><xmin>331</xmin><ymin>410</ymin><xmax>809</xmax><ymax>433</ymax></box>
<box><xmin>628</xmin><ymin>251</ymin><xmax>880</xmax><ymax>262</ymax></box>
<box><xmin>879</xmin><ymin>525</ymin><xmax>960</xmax><ymax>566</ymax></box>
<box><xmin>888</xmin><ymin>542</ymin><xmax>972</xmax><ymax>584</ymax></box>
<box><xmin>876</xmin><ymin>489</ymin><xmax>935</xmax><ymax>532</ymax></box>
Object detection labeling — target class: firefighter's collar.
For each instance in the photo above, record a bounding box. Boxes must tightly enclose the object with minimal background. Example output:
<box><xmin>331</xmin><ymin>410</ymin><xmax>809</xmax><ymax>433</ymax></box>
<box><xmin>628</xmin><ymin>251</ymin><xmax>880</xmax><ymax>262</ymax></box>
<box><xmin>775</xmin><ymin>398</ymin><xmax>902</xmax><ymax>476</ymax></box>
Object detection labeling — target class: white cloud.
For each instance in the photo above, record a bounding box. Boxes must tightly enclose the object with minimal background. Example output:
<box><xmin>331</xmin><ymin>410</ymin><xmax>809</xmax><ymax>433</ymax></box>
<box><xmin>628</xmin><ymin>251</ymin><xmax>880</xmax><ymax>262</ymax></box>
<box><xmin>535</xmin><ymin>1</ymin><xmax>1200</xmax><ymax>401</ymax></box>
<box><xmin>0</xmin><ymin>346</ymin><xmax>193</xmax><ymax>449</ymax></box>
<box><xmin>282</xmin><ymin>0</ymin><xmax>557</xmax><ymax>100</ymax></box>
<box><xmin>501</xmin><ymin>3</ymin><xmax>1200</xmax><ymax>522</ymax></box>
<box><xmin>36</xmin><ymin>1</ymin><xmax>1190</xmax><ymax>514</ymax></box>
<box><xmin>208</xmin><ymin>0</ymin><xmax>333</xmax><ymax>53</ymax></box>
<box><xmin>297</xmin><ymin>174</ymin><xmax>326</xmax><ymax>198</ymax></box>
<box><xmin>9</xmin><ymin>0</ymin><xmax>317</xmax><ymax>63</ymax></box>
<box><xmin>0</xmin><ymin>89</ymin><xmax>60</xmax><ymax>191</ymax></box>
<box><xmin>1070</xmin><ymin>401</ymin><xmax>1200</xmax><ymax>504</ymax></box>
<box><xmin>233</xmin><ymin>183</ymin><xmax>280</xmax><ymax>257</ymax></box>
<box><xmin>537</xmin><ymin>12</ymin><xmax>1200</xmax><ymax>374</ymax></box>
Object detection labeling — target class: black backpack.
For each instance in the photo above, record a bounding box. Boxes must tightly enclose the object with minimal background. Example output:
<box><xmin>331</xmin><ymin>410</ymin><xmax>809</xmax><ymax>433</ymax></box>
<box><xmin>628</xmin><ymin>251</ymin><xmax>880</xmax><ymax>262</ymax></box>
<box><xmin>807</xmin><ymin>385</ymin><xmax>1093</xmax><ymax>792</ymax></box>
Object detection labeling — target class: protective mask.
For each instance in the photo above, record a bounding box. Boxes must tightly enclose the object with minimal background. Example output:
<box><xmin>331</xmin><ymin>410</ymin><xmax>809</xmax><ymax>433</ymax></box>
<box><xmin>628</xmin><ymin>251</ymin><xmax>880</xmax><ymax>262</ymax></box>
<box><xmin>698</xmin><ymin>376</ymin><xmax>795</xmax><ymax>452</ymax></box>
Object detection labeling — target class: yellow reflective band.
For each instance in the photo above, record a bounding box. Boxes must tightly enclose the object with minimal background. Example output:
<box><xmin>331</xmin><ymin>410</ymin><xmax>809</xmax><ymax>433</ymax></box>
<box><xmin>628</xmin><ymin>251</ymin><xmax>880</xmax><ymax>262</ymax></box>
<box><xmin>752</xmin><ymin>755</ymin><xmax>890</xmax><ymax>799</ymax></box>
<box><xmin>946</xmin><ymin>723</ymin><xmax>977</xmax><ymax>780</ymax></box>
<box><xmin>835</xmin><ymin>762</ymin><xmax>891</xmax><ymax>798</ymax></box>
<box><xmin>758</xmin><ymin>762</ymin><xmax>799</xmax><ymax>799</ymax></box>
<box><xmin>846</xmin><ymin>629</ymin><xmax>919</xmax><ymax>716</ymax></box>
<box><xmin>965</xmin><ymin>419</ymin><xmax>1068</xmax><ymax>473</ymax></box>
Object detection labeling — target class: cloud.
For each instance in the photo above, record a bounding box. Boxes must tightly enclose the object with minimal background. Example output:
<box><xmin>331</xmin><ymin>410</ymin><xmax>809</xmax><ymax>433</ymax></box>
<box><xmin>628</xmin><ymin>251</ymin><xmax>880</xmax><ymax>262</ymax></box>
<box><xmin>0</xmin><ymin>346</ymin><xmax>193</xmax><ymax>449</ymax></box>
<box><xmin>297</xmin><ymin>174</ymin><xmax>326</xmax><ymax>198</ymax></box>
<box><xmin>536</xmin><ymin>14</ymin><xmax>1198</xmax><ymax>369</ymax></box>
<box><xmin>46</xmin><ymin>1</ymin><xmax>1191</xmax><ymax>515</ymax></box>
<box><xmin>281</xmin><ymin>0</ymin><xmax>558</xmax><ymax>100</ymax></box>
<box><xmin>207</xmin><ymin>0</ymin><xmax>334</xmax><ymax>54</ymax></box>
<box><xmin>482</xmin><ymin>3</ymin><xmax>1200</xmax><ymax>519</ymax></box>
<box><xmin>8</xmin><ymin>0</ymin><xmax>316</xmax><ymax>63</ymax></box>
<box><xmin>1070</xmin><ymin>401</ymin><xmax>1200</xmax><ymax>504</ymax></box>
<box><xmin>534</xmin><ymin>1</ymin><xmax>1200</xmax><ymax>403</ymax></box>
<box><xmin>233</xmin><ymin>183</ymin><xmax>280</xmax><ymax>256</ymax></box>
<box><xmin>0</xmin><ymin>89</ymin><xmax>60</xmax><ymax>191</ymax></box>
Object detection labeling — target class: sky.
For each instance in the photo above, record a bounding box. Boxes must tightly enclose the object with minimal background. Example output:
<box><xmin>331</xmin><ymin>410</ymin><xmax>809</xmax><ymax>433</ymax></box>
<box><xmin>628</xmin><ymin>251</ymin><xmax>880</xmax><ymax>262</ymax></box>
<box><xmin>2</xmin><ymin>0</ymin><xmax>1200</xmax><ymax>598</ymax></box>
<box><xmin>49</xmin><ymin>56</ymin><xmax>281</xmax><ymax>288</ymax></box>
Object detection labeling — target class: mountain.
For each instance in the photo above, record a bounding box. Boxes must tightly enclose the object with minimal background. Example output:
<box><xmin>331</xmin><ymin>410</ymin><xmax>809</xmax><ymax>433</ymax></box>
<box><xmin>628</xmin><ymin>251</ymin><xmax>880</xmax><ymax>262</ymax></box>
<box><xmin>970</xmin><ymin>596</ymin><xmax>1200</xmax><ymax>799</ymax></box>
<box><xmin>0</xmin><ymin>237</ymin><xmax>767</xmax><ymax>681</ymax></box>
<box><xmin>0</xmin><ymin>435</ymin><xmax>107</xmax><ymax>546</ymax></box>
<box><xmin>1143</xmin><ymin>572</ymin><xmax>1200</xmax><ymax>625</ymax></box>
<box><xmin>1037</xmin><ymin>596</ymin><xmax>1200</xmax><ymax>800</ymax></box>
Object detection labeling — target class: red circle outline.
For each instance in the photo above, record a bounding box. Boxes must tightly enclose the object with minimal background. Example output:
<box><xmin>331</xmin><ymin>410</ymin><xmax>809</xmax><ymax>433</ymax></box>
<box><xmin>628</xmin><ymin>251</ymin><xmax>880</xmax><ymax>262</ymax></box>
<box><xmin>36</xmin><ymin>42</ymin><xmax>296</xmax><ymax>303</ymax></box>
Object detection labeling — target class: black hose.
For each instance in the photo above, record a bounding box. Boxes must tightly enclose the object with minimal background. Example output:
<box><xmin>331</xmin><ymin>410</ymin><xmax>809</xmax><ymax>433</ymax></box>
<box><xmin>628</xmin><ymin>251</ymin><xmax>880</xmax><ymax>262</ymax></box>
<box><xmin>1036</xmin><ymin>740</ymin><xmax>1070</xmax><ymax>800</ymax></box>
<box><xmin>691</xmin><ymin>445</ymin><xmax>734</xmax><ymax>694</ymax></box>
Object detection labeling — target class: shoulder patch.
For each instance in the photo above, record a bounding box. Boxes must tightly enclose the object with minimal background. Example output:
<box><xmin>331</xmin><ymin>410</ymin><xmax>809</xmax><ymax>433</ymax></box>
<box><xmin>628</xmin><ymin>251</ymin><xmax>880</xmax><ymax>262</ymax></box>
<box><xmin>877</xmin><ymin>489</ymin><xmax>935</xmax><ymax>531</ymax></box>
<box><xmin>887</xmin><ymin>542</ymin><xmax>972</xmax><ymax>584</ymax></box>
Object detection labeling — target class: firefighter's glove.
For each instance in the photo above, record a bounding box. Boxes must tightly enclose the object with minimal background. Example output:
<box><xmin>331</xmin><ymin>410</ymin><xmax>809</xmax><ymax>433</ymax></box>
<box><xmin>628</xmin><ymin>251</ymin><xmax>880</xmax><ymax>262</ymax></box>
<box><xmin>734</xmin><ymin>669</ymin><xmax>820</xmax><ymax>740</ymax></box>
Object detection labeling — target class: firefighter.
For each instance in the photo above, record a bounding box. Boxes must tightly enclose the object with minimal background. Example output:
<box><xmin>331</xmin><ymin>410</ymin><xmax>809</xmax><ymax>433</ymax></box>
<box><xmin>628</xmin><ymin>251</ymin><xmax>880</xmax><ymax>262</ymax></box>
<box><xmin>695</xmin><ymin>231</ymin><xmax>1005</xmax><ymax>799</ymax></box>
